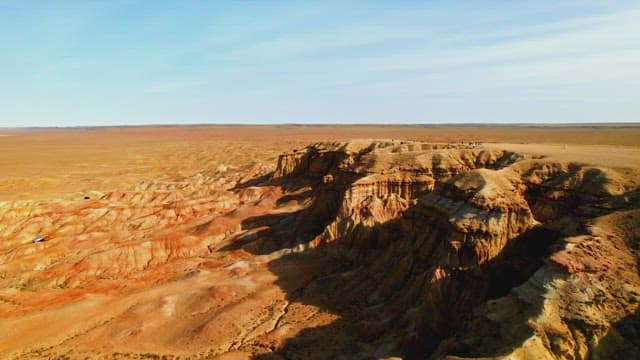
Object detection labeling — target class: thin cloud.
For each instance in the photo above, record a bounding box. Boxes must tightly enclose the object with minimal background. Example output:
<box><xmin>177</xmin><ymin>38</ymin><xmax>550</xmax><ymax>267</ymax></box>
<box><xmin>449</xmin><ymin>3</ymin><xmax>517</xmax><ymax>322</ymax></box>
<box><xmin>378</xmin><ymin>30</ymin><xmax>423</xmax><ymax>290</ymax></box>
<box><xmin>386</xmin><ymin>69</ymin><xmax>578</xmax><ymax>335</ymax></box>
<box><xmin>462</xmin><ymin>9</ymin><xmax>640</xmax><ymax>42</ymax></box>
<box><xmin>249</xmin><ymin>25</ymin><xmax>428</xmax><ymax>58</ymax></box>
<box><xmin>357</xmin><ymin>10</ymin><xmax>640</xmax><ymax>72</ymax></box>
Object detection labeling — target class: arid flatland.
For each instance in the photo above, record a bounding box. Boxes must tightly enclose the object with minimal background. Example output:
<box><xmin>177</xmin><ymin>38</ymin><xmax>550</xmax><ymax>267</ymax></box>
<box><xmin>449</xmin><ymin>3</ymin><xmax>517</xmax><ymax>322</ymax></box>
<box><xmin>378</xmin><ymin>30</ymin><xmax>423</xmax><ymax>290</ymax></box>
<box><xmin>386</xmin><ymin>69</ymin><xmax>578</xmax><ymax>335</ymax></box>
<box><xmin>2</xmin><ymin>125</ymin><xmax>639</xmax><ymax>201</ymax></box>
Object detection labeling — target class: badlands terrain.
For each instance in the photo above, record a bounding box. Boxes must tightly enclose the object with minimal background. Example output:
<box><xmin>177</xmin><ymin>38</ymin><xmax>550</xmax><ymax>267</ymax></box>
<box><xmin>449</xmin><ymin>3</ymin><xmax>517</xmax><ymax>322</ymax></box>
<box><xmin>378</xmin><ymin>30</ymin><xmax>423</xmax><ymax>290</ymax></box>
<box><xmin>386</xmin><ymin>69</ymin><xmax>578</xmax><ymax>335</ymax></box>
<box><xmin>0</xmin><ymin>125</ymin><xmax>639</xmax><ymax>359</ymax></box>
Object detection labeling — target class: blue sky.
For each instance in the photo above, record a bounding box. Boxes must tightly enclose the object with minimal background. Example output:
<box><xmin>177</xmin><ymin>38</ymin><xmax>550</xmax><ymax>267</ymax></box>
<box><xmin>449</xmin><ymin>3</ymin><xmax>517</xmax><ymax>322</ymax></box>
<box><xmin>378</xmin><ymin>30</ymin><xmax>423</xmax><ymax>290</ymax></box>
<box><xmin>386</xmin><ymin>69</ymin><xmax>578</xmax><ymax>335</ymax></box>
<box><xmin>1</xmin><ymin>1</ymin><xmax>639</xmax><ymax>126</ymax></box>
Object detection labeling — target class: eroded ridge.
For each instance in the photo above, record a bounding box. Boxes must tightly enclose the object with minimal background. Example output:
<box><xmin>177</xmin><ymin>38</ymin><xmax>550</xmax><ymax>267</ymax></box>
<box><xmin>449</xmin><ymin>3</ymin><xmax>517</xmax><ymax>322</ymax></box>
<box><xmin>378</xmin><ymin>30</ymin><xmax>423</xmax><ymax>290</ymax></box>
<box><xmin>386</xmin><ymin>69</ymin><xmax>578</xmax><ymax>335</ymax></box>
<box><xmin>1</xmin><ymin>140</ymin><xmax>639</xmax><ymax>359</ymax></box>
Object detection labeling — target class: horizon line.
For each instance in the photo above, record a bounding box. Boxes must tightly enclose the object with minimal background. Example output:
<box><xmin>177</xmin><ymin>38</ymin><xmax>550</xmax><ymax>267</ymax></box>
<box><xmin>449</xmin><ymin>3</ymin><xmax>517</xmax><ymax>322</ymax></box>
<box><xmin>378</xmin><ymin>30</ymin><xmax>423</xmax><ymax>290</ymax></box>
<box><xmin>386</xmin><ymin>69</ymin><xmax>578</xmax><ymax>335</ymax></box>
<box><xmin>2</xmin><ymin>121</ymin><xmax>640</xmax><ymax>130</ymax></box>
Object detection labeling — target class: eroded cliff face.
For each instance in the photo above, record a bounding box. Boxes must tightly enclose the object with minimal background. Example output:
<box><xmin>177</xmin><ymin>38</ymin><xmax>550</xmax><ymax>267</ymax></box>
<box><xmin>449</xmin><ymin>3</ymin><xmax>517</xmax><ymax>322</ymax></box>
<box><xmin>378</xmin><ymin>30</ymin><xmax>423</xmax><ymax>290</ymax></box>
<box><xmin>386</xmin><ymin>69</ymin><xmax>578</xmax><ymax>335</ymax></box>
<box><xmin>262</xmin><ymin>140</ymin><xmax>640</xmax><ymax>359</ymax></box>
<box><xmin>1</xmin><ymin>140</ymin><xmax>639</xmax><ymax>359</ymax></box>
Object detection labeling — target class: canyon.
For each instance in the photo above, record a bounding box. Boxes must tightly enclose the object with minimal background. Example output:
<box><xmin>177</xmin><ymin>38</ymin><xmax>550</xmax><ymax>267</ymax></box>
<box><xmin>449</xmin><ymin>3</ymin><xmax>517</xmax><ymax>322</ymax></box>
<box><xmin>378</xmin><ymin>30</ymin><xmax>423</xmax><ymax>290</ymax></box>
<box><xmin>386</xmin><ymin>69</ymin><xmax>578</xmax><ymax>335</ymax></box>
<box><xmin>0</xmin><ymin>126</ymin><xmax>639</xmax><ymax>359</ymax></box>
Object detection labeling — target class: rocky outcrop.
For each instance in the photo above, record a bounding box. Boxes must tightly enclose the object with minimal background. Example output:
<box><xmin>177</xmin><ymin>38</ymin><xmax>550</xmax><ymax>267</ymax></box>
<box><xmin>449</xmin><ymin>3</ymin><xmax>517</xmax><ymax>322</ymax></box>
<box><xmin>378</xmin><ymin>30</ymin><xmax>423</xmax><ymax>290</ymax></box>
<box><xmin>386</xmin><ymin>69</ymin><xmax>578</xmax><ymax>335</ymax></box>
<box><xmin>274</xmin><ymin>140</ymin><xmax>523</xmax><ymax>180</ymax></box>
<box><xmin>275</xmin><ymin>141</ymin><xmax>528</xmax><ymax>247</ymax></box>
<box><xmin>347</xmin><ymin>173</ymin><xmax>435</xmax><ymax>204</ymax></box>
<box><xmin>416</xmin><ymin>168</ymin><xmax>537</xmax><ymax>269</ymax></box>
<box><xmin>432</xmin><ymin>210</ymin><xmax>640</xmax><ymax>360</ymax></box>
<box><xmin>258</xmin><ymin>140</ymin><xmax>640</xmax><ymax>358</ymax></box>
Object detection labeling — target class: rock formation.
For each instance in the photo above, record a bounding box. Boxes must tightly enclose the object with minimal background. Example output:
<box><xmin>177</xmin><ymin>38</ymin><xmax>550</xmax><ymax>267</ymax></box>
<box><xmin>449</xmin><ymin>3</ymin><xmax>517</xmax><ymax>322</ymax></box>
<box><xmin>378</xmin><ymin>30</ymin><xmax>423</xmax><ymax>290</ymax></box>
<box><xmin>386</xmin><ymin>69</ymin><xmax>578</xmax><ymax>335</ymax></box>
<box><xmin>263</xmin><ymin>140</ymin><xmax>640</xmax><ymax>358</ymax></box>
<box><xmin>0</xmin><ymin>140</ymin><xmax>638</xmax><ymax>359</ymax></box>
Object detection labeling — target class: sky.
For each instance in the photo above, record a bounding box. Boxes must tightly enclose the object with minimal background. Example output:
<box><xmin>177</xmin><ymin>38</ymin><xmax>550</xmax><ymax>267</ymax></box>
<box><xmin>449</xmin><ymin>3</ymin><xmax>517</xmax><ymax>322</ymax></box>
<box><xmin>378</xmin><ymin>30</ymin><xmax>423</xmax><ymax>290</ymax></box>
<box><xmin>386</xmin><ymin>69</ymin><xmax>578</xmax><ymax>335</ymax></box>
<box><xmin>0</xmin><ymin>1</ymin><xmax>639</xmax><ymax>127</ymax></box>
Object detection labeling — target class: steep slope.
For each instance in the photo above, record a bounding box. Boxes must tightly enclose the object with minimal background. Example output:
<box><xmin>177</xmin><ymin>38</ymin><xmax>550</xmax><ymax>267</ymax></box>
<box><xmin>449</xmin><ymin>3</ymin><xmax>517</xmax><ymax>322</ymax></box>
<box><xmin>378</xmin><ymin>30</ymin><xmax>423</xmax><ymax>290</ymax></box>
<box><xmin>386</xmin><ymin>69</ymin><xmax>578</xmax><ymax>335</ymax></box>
<box><xmin>255</xmin><ymin>140</ymin><xmax>640</xmax><ymax>358</ymax></box>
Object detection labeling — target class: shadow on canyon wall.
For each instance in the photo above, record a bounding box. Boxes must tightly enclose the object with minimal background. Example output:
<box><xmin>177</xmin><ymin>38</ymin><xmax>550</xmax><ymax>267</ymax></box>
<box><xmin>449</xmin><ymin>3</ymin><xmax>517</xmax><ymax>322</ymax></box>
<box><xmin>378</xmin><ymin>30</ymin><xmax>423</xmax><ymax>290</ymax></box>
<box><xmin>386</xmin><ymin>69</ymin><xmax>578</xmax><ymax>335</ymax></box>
<box><xmin>224</xmin><ymin>156</ymin><xmax>640</xmax><ymax>359</ymax></box>
<box><xmin>225</xmin><ymin>172</ymin><xmax>560</xmax><ymax>359</ymax></box>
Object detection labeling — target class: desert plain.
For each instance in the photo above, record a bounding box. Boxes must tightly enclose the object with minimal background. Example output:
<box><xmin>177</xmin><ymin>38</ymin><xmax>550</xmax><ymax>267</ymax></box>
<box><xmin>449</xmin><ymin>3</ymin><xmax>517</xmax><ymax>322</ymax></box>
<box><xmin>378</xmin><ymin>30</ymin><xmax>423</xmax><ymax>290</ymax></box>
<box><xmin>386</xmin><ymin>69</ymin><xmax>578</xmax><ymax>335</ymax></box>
<box><xmin>0</xmin><ymin>124</ymin><xmax>639</xmax><ymax>359</ymax></box>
